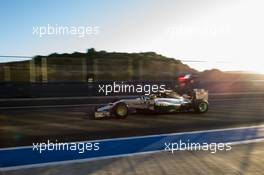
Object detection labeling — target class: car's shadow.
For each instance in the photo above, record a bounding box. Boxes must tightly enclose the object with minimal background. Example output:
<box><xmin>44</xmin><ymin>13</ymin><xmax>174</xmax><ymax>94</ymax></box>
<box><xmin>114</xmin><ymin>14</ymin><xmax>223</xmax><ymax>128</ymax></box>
<box><xmin>84</xmin><ymin>109</ymin><xmax>201</xmax><ymax>120</ymax></box>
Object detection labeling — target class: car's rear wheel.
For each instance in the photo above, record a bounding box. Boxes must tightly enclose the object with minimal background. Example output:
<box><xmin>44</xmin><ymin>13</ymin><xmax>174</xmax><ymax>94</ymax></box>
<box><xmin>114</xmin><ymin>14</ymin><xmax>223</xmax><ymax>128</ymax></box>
<box><xmin>194</xmin><ymin>100</ymin><xmax>208</xmax><ymax>113</ymax></box>
<box><xmin>113</xmin><ymin>103</ymin><xmax>128</xmax><ymax>118</ymax></box>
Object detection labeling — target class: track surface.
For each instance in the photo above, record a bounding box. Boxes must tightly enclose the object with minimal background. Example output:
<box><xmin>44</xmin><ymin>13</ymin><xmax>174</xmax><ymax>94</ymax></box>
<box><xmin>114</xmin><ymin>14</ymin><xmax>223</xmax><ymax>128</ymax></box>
<box><xmin>0</xmin><ymin>94</ymin><xmax>264</xmax><ymax>148</ymax></box>
<box><xmin>3</xmin><ymin>142</ymin><xmax>264</xmax><ymax>175</ymax></box>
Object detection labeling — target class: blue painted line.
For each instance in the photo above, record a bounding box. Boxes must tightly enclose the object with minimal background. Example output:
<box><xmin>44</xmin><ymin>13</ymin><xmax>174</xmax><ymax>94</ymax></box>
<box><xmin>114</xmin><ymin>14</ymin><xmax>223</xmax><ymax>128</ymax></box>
<box><xmin>0</xmin><ymin>126</ymin><xmax>264</xmax><ymax>169</ymax></box>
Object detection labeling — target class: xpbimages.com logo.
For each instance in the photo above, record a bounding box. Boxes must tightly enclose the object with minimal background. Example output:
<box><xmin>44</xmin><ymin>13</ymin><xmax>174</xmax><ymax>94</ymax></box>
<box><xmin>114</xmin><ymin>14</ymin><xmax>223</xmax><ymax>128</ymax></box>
<box><xmin>164</xmin><ymin>140</ymin><xmax>232</xmax><ymax>154</ymax></box>
<box><xmin>98</xmin><ymin>82</ymin><xmax>166</xmax><ymax>95</ymax></box>
<box><xmin>32</xmin><ymin>24</ymin><xmax>100</xmax><ymax>37</ymax></box>
<box><xmin>32</xmin><ymin>140</ymin><xmax>100</xmax><ymax>154</ymax></box>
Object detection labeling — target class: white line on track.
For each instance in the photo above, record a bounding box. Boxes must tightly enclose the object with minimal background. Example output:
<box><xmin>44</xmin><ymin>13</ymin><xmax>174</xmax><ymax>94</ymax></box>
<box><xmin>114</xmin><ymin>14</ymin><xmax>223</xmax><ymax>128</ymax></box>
<box><xmin>1</xmin><ymin>137</ymin><xmax>264</xmax><ymax>171</ymax></box>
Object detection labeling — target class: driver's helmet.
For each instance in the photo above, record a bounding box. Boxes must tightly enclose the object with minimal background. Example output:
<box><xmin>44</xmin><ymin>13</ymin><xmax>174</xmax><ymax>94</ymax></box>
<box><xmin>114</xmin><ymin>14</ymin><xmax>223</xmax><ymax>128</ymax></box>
<box><xmin>149</xmin><ymin>94</ymin><xmax>157</xmax><ymax>99</ymax></box>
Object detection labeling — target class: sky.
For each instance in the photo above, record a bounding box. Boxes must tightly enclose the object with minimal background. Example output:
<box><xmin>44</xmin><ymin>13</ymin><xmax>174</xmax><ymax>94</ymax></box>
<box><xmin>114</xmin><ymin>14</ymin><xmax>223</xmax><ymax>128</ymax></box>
<box><xmin>0</xmin><ymin>0</ymin><xmax>264</xmax><ymax>73</ymax></box>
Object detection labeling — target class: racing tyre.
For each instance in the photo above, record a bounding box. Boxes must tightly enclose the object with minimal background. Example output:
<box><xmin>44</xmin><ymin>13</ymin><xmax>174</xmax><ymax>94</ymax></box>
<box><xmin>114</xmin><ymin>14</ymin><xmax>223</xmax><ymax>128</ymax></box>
<box><xmin>113</xmin><ymin>103</ymin><xmax>128</xmax><ymax>119</ymax></box>
<box><xmin>194</xmin><ymin>100</ymin><xmax>208</xmax><ymax>113</ymax></box>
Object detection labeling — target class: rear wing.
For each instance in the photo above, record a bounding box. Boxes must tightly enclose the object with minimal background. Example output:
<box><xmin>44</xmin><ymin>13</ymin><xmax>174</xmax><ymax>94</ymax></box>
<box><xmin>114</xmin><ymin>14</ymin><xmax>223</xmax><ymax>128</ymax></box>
<box><xmin>193</xmin><ymin>89</ymin><xmax>208</xmax><ymax>101</ymax></box>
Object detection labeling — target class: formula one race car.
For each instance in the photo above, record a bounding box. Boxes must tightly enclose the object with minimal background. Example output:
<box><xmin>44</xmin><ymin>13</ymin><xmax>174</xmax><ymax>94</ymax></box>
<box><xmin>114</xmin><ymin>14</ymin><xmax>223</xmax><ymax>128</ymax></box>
<box><xmin>92</xmin><ymin>89</ymin><xmax>209</xmax><ymax>119</ymax></box>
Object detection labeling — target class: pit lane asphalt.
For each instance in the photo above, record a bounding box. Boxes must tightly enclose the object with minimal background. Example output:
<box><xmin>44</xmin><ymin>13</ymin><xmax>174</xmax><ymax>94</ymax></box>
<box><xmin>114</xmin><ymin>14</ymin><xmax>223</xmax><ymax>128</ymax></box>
<box><xmin>0</xmin><ymin>94</ymin><xmax>264</xmax><ymax>148</ymax></box>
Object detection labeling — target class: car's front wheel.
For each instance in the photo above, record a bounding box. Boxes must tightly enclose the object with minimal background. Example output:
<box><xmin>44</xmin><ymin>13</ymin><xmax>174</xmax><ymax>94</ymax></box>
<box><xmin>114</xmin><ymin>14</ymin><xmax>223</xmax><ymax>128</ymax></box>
<box><xmin>194</xmin><ymin>100</ymin><xmax>208</xmax><ymax>113</ymax></box>
<box><xmin>113</xmin><ymin>103</ymin><xmax>128</xmax><ymax>118</ymax></box>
